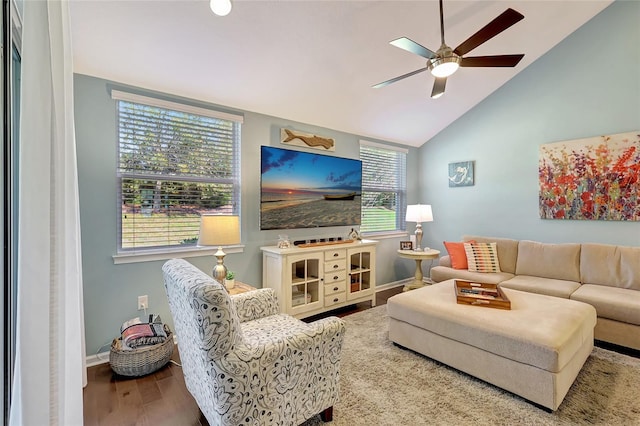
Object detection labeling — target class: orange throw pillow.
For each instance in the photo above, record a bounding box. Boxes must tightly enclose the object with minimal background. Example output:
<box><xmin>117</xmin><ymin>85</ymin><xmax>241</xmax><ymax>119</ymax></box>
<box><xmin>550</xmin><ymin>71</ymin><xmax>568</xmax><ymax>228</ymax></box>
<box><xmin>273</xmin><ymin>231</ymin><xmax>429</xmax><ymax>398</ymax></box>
<box><xmin>443</xmin><ymin>240</ymin><xmax>476</xmax><ymax>269</ymax></box>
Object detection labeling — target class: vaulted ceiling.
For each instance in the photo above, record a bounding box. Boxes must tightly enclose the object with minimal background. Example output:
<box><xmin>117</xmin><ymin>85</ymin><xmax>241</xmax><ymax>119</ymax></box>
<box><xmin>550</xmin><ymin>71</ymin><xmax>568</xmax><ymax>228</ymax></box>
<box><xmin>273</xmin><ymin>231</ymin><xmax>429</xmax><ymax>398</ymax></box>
<box><xmin>70</xmin><ymin>0</ymin><xmax>612</xmax><ymax>147</ymax></box>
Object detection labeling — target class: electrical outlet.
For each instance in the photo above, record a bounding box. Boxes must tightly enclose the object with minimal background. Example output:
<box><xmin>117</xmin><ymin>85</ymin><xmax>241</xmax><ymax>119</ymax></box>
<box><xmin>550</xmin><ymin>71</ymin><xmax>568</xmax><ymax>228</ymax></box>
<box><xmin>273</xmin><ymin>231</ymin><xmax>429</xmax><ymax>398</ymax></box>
<box><xmin>138</xmin><ymin>295</ymin><xmax>148</xmax><ymax>310</ymax></box>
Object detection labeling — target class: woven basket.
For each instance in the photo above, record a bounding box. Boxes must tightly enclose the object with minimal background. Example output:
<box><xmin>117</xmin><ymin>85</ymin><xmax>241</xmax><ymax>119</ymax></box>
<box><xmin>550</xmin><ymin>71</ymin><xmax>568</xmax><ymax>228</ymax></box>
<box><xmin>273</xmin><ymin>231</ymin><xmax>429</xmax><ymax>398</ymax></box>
<box><xmin>109</xmin><ymin>331</ymin><xmax>174</xmax><ymax>377</ymax></box>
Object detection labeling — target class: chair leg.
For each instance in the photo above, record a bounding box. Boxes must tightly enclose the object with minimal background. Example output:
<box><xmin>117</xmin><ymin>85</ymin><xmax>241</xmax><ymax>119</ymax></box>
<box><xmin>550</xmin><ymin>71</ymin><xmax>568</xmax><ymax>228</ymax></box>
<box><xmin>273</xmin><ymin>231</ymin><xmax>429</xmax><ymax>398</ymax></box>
<box><xmin>320</xmin><ymin>406</ymin><xmax>333</xmax><ymax>422</ymax></box>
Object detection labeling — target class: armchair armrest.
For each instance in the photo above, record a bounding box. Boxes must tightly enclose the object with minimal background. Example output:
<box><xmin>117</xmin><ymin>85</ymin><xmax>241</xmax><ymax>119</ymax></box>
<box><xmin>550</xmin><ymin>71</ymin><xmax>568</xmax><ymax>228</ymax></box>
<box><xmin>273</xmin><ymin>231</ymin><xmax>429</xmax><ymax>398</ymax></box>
<box><xmin>231</xmin><ymin>288</ymin><xmax>280</xmax><ymax>322</ymax></box>
<box><xmin>304</xmin><ymin>316</ymin><xmax>346</xmax><ymax>362</ymax></box>
<box><xmin>235</xmin><ymin>315</ymin><xmax>345</xmax><ymax>364</ymax></box>
<box><xmin>305</xmin><ymin>316</ymin><xmax>345</xmax><ymax>341</ymax></box>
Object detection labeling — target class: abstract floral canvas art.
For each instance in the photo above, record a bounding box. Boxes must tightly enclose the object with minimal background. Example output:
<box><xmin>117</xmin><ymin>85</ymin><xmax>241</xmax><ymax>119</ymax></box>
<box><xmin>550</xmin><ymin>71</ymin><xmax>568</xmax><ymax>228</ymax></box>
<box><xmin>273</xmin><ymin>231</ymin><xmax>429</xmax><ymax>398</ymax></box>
<box><xmin>539</xmin><ymin>131</ymin><xmax>640</xmax><ymax>221</ymax></box>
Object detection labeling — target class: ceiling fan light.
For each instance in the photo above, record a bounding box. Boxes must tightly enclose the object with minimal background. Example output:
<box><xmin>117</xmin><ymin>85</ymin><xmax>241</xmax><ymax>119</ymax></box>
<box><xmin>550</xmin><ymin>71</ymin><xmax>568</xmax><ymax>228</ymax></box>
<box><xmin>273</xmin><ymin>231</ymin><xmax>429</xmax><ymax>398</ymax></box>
<box><xmin>430</xmin><ymin>58</ymin><xmax>460</xmax><ymax>78</ymax></box>
<box><xmin>210</xmin><ymin>0</ymin><xmax>232</xmax><ymax>16</ymax></box>
<box><xmin>431</xmin><ymin>92</ymin><xmax>444</xmax><ymax>99</ymax></box>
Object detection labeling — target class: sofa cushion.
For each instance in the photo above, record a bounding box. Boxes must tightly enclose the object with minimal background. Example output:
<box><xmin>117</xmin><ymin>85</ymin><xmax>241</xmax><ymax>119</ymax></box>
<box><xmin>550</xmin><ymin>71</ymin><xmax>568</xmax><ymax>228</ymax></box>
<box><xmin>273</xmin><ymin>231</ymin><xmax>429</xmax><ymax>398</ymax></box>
<box><xmin>430</xmin><ymin>265</ymin><xmax>514</xmax><ymax>284</ymax></box>
<box><xmin>500</xmin><ymin>275</ymin><xmax>581</xmax><ymax>299</ymax></box>
<box><xmin>464</xmin><ymin>242</ymin><xmax>501</xmax><ymax>273</ymax></box>
<box><xmin>462</xmin><ymin>235</ymin><xmax>519</xmax><ymax>274</ymax></box>
<box><xmin>580</xmin><ymin>243</ymin><xmax>640</xmax><ymax>291</ymax></box>
<box><xmin>571</xmin><ymin>284</ymin><xmax>640</xmax><ymax>326</ymax></box>
<box><xmin>443</xmin><ymin>240</ymin><xmax>475</xmax><ymax>269</ymax></box>
<box><xmin>438</xmin><ymin>255</ymin><xmax>452</xmax><ymax>268</ymax></box>
<box><xmin>515</xmin><ymin>240</ymin><xmax>581</xmax><ymax>282</ymax></box>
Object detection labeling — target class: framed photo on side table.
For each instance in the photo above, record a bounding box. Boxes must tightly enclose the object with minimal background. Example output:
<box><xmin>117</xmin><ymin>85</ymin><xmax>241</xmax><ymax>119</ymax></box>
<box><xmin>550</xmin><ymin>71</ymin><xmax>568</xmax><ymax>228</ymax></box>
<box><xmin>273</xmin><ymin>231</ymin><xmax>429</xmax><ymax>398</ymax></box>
<box><xmin>400</xmin><ymin>241</ymin><xmax>413</xmax><ymax>250</ymax></box>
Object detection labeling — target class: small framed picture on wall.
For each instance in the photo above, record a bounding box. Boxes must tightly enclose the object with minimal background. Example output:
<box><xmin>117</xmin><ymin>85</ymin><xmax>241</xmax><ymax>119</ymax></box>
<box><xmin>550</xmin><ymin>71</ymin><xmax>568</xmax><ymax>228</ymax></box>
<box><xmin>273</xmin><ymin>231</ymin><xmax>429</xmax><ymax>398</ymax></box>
<box><xmin>400</xmin><ymin>241</ymin><xmax>413</xmax><ymax>250</ymax></box>
<box><xmin>448</xmin><ymin>160</ymin><xmax>474</xmax><ymax>187</ymax></box>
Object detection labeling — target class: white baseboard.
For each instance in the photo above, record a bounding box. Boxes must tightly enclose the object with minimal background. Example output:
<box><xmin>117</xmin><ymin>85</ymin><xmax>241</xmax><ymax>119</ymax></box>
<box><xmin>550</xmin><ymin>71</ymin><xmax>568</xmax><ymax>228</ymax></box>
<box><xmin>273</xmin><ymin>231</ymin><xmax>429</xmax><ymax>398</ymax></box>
<box><xmin>86</xmin><ymin>351</ymin><xmax>111</xmax><ymax>367</ymax></box>
<box><xmin>376</xmin><ymin>279</ymin><xmax>411</xmax><ymax>291</ymax></box>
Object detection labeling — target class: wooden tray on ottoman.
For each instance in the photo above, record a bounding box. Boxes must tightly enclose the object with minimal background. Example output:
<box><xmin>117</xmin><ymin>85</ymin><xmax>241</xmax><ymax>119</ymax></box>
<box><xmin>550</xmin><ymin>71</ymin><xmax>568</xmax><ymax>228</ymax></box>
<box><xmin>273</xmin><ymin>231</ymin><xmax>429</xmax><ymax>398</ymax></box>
<box><xmin>454</xmin><ymin>279</ymin><xmax>511</xmax><ymax>310</ymax></box>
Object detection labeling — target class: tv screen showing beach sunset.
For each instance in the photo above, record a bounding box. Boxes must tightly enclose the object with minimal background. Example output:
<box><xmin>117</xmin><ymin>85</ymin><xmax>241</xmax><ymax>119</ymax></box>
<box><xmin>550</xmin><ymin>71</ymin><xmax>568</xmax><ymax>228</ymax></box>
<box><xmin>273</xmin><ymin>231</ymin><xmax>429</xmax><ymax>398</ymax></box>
<box><xmin>260</xmin><ymin>146</ymin><xmax>362</xmax><ymax>230</ymax></box>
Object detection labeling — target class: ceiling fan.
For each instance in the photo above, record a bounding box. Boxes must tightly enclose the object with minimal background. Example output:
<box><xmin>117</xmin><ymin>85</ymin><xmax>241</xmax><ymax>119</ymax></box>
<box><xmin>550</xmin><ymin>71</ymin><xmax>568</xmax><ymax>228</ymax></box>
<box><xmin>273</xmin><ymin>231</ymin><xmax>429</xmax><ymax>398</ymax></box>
<box><xmin>373</xmin><ymin>0</ymin><xmax>525</xmax><ymax>99</ymax></box>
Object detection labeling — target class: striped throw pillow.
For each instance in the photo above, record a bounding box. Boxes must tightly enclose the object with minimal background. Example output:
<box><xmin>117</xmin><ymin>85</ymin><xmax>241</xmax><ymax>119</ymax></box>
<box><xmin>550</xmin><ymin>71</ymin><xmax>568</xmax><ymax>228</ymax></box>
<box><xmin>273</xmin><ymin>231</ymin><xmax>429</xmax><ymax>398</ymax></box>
<box><xmin>464</xmin><ymin>242</ymin><xmax>501</xmax><ymax>273</ymax></box>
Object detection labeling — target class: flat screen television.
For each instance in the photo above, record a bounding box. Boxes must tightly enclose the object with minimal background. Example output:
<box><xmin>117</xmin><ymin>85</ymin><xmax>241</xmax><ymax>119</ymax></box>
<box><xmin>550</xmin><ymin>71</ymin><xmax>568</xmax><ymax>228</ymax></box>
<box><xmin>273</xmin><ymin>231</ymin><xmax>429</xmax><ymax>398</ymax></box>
<box><xmin>260</xmin><ymin>145</ymin><xmax>362</xmax><ymax>230</ymax></box>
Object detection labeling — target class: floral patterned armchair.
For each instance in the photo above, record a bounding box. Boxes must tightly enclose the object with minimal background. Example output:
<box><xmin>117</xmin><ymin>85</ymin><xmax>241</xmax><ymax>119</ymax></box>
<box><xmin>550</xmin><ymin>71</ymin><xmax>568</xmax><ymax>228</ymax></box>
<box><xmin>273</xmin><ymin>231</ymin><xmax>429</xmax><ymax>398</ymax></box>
<box><xmin>162</xmin><ymin>259</ymin><xmax>345</xmax><ymax>425</ymax></box>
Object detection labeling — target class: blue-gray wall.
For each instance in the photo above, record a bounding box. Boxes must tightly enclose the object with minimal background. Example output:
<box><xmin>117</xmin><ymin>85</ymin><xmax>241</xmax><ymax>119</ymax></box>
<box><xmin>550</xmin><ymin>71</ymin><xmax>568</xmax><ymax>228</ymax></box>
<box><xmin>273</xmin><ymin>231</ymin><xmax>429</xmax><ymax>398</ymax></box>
<box><xmin>419</xmin><ymin>0</ymin><xmax>640</xmax><ymax>251</ymax></box>
<box><xmin>74</xmin><ymin>76</ymin><xmax>419</xmax><ymax>356</ymax></box>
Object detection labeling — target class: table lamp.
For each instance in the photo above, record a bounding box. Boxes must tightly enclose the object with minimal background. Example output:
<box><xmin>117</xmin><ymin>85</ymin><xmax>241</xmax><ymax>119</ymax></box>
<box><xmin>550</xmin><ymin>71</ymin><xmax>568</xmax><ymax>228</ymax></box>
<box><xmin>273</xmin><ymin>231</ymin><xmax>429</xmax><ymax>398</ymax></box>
<box><xmin>405</xmin><ymin>204</ymin><xmax>433</xmax><ymax>251</ymax></box>
<box><xmin>198</xmin><ymin>214</ymin><xmax>240</xmax><ymax>284</ymax></box>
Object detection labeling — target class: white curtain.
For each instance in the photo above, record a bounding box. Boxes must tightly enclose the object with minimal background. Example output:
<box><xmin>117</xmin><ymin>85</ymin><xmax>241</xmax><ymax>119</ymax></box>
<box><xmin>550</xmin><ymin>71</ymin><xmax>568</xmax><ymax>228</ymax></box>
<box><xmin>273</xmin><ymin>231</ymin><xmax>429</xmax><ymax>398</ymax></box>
<box><xmin>10</xmin><ymin>1</ymin><xmax>86</xmax><ymax>425</ymax></box>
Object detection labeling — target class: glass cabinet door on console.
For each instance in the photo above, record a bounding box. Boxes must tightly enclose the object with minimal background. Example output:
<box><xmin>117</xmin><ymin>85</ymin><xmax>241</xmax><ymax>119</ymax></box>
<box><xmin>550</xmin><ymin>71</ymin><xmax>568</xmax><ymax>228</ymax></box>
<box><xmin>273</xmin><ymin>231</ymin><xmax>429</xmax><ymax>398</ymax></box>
<box><xmin>347</xmin><ymin>248</ymin><xmax>375</xmax><ymax>301</ymax></box>
<box><xmin>287</xmin><ymin>253</ymin><xmax>322</xmax><ymax>316</ymax></box>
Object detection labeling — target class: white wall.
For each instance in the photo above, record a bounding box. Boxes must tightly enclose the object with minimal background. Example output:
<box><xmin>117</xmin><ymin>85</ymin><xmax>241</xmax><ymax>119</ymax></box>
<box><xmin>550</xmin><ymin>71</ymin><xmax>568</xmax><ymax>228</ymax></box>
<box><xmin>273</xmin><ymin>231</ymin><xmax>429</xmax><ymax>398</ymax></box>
<box><xmin>419</xmin><ymin>0</ymin><xmax>640</xmax><ymax>251</ymax></box>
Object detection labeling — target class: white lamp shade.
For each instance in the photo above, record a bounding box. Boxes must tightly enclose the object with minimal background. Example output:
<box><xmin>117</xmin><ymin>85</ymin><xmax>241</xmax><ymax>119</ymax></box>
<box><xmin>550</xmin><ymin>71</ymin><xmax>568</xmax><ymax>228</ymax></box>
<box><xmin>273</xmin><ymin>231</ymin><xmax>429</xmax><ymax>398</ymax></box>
<box><xmin>198</xmin><ymin>215</ymin><xmax>240</xmax><ymax>246</ymax></box>
<box><xmin>406</xmin><ymin>204</ymin><xmax>433</xmax><ymax>223</ymax></box>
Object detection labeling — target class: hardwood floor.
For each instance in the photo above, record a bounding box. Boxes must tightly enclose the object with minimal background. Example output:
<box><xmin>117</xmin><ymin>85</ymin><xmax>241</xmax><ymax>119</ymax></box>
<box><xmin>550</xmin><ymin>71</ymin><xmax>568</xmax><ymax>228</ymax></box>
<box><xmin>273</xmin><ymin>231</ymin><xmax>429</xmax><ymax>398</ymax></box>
<box><xmin>83</xmin><ymin>286</ymin><xmax>404</xmax><ymax>426</ymax></box>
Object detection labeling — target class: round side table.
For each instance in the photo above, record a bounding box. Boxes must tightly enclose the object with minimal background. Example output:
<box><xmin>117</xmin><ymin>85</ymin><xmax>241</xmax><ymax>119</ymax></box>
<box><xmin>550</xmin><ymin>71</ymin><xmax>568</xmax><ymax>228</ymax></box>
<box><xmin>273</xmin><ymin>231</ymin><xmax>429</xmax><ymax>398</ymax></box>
<box><xmin>226</xmin><ymin>281</ymin><xmax>257</xmax><ymax>295</ymax></box>
<box><xmin>397</xmin><ymin>249</ymin><xmax>440</xmax><ymax>291</ymax></box>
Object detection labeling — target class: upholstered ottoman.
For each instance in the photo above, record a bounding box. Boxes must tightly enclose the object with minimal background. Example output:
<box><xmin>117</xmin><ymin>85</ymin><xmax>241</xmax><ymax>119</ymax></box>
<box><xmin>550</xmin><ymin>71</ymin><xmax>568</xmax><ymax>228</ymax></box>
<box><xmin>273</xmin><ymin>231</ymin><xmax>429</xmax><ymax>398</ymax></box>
<box><xmin>387</xmin><ymin>280</ymin><xmax>597</xmax><ymax>411</ymax></box>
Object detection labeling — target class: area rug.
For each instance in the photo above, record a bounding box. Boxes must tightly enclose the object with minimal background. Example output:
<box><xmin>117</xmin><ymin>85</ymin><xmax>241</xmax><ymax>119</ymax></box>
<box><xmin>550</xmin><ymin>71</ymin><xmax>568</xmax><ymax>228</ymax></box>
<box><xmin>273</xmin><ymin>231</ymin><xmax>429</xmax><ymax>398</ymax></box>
<box><xmin>302</xmin><ymin>305</ymin><xmax>640</xmax><ymax>425</ymax></box>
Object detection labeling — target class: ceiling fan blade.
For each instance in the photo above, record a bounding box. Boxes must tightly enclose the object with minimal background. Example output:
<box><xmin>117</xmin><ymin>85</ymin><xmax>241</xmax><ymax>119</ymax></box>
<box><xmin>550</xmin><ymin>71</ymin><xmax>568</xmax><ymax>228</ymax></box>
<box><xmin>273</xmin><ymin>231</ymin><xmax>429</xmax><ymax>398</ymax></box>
<box><xmin>460</xmin><ymin>54</ymin><xmax>524</xmax><ymax>67</ymax></box>
<box><xmin>372</xmin><ymin>67</ymin><xmax>429</xmax><ymax>89</ymax></box>
<box><xmin>453</xmin><ymin>8</ymin><xmax>524</xmax><ymax>56</ymax></box>
<box><xmin>390</xmin><ymin>37</ymin><xmax>436</xmax><ymax>59</ymax></box>
<box><xmin>431</xmin><ymin>77</ymin><xmax>447</xmax><ymax>99</ymax></box>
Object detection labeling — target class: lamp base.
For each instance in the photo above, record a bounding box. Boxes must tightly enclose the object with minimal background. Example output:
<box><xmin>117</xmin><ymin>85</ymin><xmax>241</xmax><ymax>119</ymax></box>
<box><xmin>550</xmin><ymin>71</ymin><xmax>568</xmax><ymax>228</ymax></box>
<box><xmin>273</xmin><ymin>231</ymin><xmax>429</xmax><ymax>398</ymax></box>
<box><xmin>212</xmin><ymin>246</ymin><xmax>228</xmax><ymax>284</ymax></box>
<box><xmin>414</xmin><ymin>224</ymin><xmax>423</xmax><ymax>251</ymax></box>
<box><xmin>212</xmin><ymin>264</ymin><xmax>228</xmax><ymax>285</ymax></box>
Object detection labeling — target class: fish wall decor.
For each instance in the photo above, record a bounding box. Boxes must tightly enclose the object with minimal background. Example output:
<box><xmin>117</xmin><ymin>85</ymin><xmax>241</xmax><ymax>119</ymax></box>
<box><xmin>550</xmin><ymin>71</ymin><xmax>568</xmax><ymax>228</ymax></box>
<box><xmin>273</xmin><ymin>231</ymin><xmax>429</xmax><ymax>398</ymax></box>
<box><xmin>280</xmin><ymin>128</ymin><xmax>335</xmax><ymax>151</ymax></box>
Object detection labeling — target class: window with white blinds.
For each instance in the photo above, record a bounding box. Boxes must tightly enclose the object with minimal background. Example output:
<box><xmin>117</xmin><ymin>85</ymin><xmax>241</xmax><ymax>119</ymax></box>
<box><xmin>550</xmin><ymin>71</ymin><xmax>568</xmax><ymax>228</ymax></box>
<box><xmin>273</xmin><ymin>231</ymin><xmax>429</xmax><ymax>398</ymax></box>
<box><xmin>113</xmin><ymin>90</ymin><xmax>242</xmax><ymax>252</ymax></box>
<box><xmin>359</xmin><ymin>141</ymin><xmax>407</xmax><ymax>234</ymax></box>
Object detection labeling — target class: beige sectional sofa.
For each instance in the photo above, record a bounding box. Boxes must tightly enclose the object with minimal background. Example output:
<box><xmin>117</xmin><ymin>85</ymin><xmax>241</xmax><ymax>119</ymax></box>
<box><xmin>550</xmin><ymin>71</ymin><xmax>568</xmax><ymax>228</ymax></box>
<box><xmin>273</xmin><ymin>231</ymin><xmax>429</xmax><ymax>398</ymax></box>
<box><xmin>431</xmin><ymin>235</ymin><xmax>640</xmax><ymax>351</ymax></box>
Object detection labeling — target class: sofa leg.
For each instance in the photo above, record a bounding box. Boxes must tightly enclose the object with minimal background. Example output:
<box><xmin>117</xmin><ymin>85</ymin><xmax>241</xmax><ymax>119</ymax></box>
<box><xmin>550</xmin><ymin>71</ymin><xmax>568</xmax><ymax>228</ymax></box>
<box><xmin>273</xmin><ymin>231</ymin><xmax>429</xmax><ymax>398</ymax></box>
<box><xmin>320</xmin><ymin>406</ymin><xmax>333</xmax><ymax>422</ymax></box>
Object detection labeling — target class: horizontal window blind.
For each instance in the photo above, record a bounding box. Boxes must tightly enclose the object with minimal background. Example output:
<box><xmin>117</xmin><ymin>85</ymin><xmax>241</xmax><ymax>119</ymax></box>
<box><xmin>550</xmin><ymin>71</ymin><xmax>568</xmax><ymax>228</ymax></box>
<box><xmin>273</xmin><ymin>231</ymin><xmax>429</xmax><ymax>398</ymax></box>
<box><xmin>360</xmin><ymin>142</ymin><xmax>407</xmax><ymax>233</ymax></box>
<box><xmin>115</xmin><ymin>93</ymin><xmax>241</xmax><ymax>252</ymax></box>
